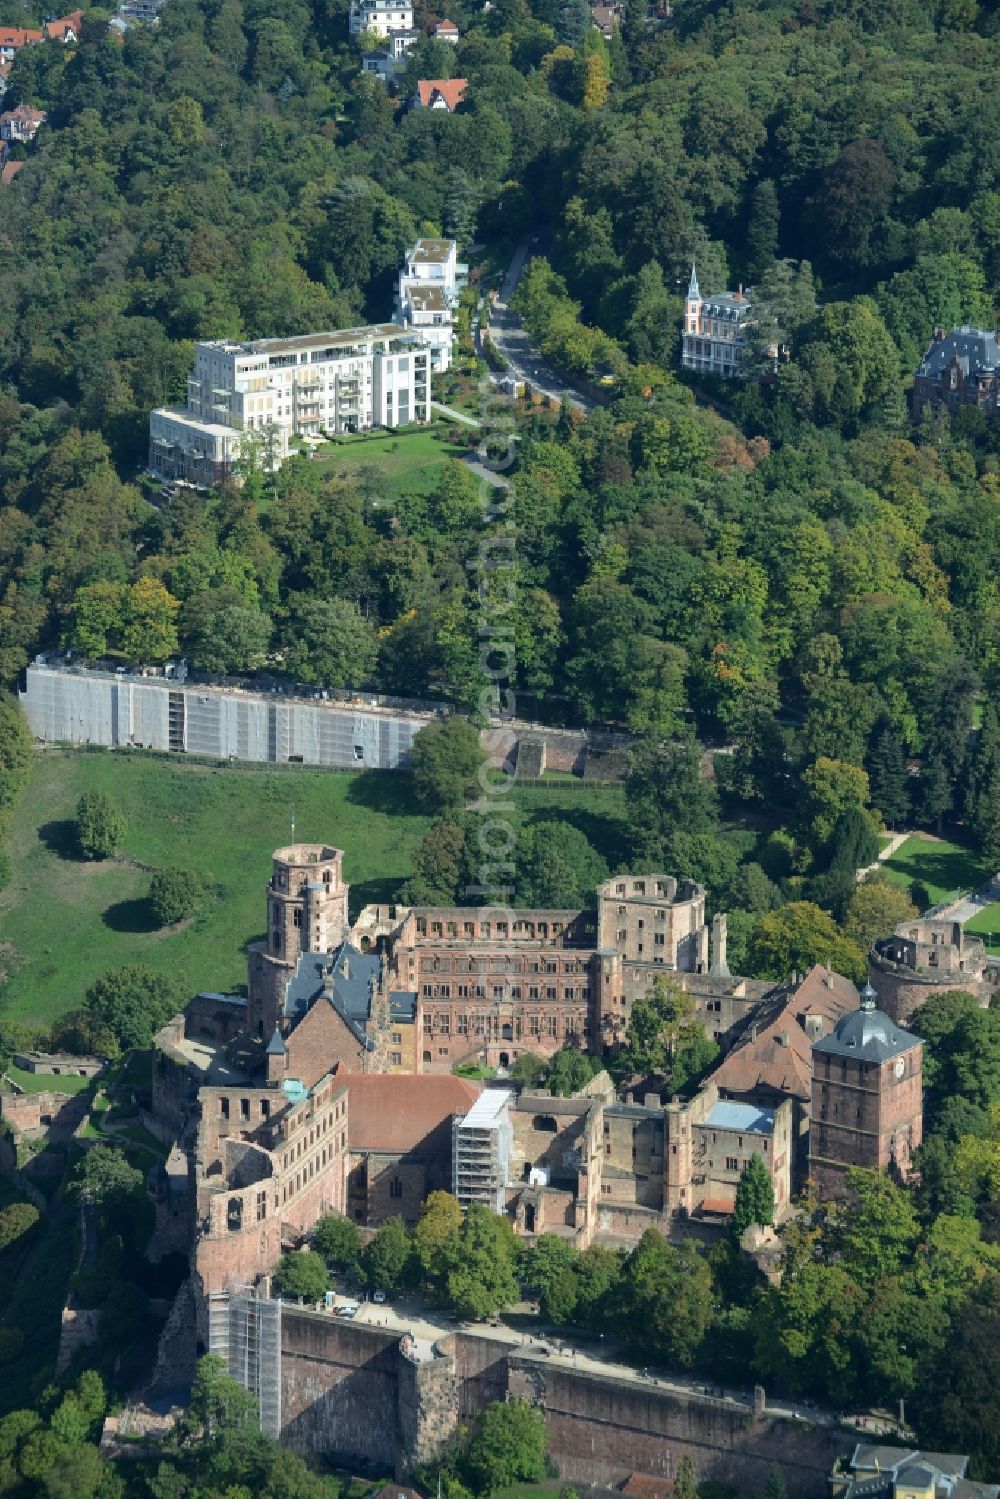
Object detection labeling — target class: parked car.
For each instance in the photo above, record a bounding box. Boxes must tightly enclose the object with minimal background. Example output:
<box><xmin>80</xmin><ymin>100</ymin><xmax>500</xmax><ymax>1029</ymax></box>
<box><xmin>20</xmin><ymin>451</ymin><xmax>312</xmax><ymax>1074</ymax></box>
<box><xmin>373</xmin><ymin>1290</ymin><xmax>386</xmax><ymax>1305</ymax></box>
<box><xmin>338</xmin><ymin>1303</ymin><xmax>360</xmax><ymax>1319</ymax></box>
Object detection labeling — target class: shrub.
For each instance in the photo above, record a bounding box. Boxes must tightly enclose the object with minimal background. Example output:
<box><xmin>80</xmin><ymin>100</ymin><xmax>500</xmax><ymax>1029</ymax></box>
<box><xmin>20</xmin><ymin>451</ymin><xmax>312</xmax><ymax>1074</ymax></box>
<box><xmin>148</xmin><ymin>866</ymin><xmax>203</xmax><ymax>927</ymax></box>
<box><xmin>75</xmin><ymin>790</ymin><xmax>125</xmax><ymax>860</ymax></box>
<box><xmin>0</xmin><ymin>1202</ymin><xmax>40</xmax><ymax>1251</ymax></box>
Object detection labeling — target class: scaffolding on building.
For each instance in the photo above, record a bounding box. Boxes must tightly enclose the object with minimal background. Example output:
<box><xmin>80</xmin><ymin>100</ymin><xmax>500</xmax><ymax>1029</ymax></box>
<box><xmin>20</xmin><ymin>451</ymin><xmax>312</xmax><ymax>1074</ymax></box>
<box><xmin>207</xmin><ymin>1285</ymin><xmax>282</xmax><ymax>1439</ymax></box>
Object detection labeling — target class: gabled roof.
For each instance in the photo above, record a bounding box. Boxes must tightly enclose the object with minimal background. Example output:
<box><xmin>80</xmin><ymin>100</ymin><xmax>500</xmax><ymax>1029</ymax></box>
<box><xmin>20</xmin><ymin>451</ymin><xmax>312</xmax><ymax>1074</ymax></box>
<box><xmin>0</xmin><ymin>28</ymin><xmax>43</xmax><ymax>47</ymax></box>
<box><xmin>283</xmin><ymin>941</ymin><xmax>382</xmax><ymax>1049</ymax></box>
<box><xmin>348</xmin><ymin>1073</ymin><xmax>481</xmax><ymax>1154</ymax></box>
<box><xmin>708</xmin><ymin>965</ymin><xmax>857</xmax><ymax>1102</ymax></box>
<box><xmin>415</xmin><ymin>77</ymin><xmax>467</xmax><ymax>109</ymax></box>
<box><xmin>45</xmin><ymin>10</ymin><xmax>83</xmax><ymax>39</ymax></box>
<box><xmin>1</xmin><ymin>104</ymin><xmax>45</xmax><ymax>123</ymax></box>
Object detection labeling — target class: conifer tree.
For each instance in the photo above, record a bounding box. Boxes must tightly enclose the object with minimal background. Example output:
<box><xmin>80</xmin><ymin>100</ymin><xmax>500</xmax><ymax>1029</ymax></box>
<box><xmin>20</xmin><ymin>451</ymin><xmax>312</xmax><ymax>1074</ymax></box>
<box><xmin>730</xmin><ymin>1154</ymin><xmax>775</xmax><ymax>1240</ymax></box>
<box><xmin>867</xmin><ymin>721</ymin><xmax>910</xmax><ymax>829</ymax></box>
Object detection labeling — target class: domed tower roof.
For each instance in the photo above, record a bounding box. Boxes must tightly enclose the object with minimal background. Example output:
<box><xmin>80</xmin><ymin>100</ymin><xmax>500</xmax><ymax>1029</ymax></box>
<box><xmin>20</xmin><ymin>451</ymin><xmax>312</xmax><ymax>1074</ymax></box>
<box><xmin>813</xmin><ymin>983</ymin><xmax>920</xmax><ymax>1063</ymax></box>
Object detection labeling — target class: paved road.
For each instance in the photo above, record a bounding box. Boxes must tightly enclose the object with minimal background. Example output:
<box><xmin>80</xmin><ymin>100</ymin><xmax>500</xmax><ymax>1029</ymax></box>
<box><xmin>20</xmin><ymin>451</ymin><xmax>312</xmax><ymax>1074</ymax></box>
<box><xmin>938</xmin><ymin>872</ymin><xmax>1000</xmax><ymax>924</ymax></box>
<box><xmin>486</xmin><ymin>234</ymin><xmax>592</xmax><ymax>415</ymax></box>
<box><xmin>461</xmin><ymin>452</ymin><xmax>510</xmax><ymax>489</ymax></box>
<box><xmin>856</xmin><ymin>829</ymin><xmax>909</xmax><ymax>883</ymax></box>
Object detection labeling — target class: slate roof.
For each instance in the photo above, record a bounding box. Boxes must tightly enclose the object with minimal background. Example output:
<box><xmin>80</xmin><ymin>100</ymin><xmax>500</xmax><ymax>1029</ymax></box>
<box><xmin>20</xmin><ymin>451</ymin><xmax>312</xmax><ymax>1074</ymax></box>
<box><xmin>266</xmin><ymin>1026</ymin><xmax>286</xmax><ymax>1056</ymax></box>
<box><xmin>283</xmin><ymin>941</ymin><xmax>382</xmax><ymax>1049</ymax></box>
<box><xmin>917</xmin><ymin>327</ymin><xmax>1000</xmax><ymax>379</ymax></box>
<box><xmin>389</xmin><ymin>990</ymin><xmax>417</xmax><ymax>1021</ymax></box>
<box><xmin>813</xmin><ymin>1006</ymin><xmax>919</xmax><ymax>1064</ymax></box>
<box><xmin>850</xmin><ymin>1445</ymin><xmax>969</xmax><ymax>1482</ymax></box>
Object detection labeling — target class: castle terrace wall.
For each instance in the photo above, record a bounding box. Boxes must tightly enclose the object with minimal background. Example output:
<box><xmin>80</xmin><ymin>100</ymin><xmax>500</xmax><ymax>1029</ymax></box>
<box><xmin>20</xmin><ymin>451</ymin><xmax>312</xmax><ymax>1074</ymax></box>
<box><xmin>507</xmin><ymin>1359</ymin><xmax>843</xmax><ymax>1498</ymax></box>
<box><xmin>273</xmin><ymin>1314</ymin><xmax>842</xmax><ymax>1496</ymax></box>
<box><xmin>446</xmin><ymin>1330</ymin><xmax>513</xmax><ymax>1415</ymax></box>
<box><xmin>281</xmin><ymin>1310</ymin><xmax>401</xmax><ymax>1465</ymax></box>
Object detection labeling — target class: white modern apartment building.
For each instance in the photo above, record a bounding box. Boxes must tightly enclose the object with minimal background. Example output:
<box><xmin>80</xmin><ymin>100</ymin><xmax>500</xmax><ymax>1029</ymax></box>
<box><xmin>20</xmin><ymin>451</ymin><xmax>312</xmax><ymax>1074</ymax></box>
<box><xmin>149</xmin><ymin>325</ymin><xmax>432</xmax><ymax>485</ymax></box>
<box><xmin>395</xmin><ymin>238</ymin><xmax>468</xmax><ymax>373</ymax></box>
<box><xmin>349</xmin><ymin>0</ymin><xmax>413</xmax><ymax>36</ymax></box>
<box><xmin>680</xmin><ymin>264</ymin><xmax>755</xmax><ymax>379</ymax></box>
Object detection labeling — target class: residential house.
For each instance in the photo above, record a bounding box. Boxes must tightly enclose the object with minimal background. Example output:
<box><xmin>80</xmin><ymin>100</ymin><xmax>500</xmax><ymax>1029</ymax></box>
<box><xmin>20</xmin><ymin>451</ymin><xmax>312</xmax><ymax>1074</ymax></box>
<box><xmin>831</xmin><ymin>1444</ymin><xmax>999</xmax><ymax>1499</ymax></box>
<box><xmin>433</xmin><ymin>18</ymin><xmax>459</xmax><ymax>39</ymax></box>
<box><xmin>44</xmin><ymin>9</ymin><xmax>83</xmax><ymax>41</ymax></box>
<box><xmin>0</xmin><ymin>104</ymin><xmax>45</xmax><ymax>143</ymax></box>
<box><xmin>149</xmin><ymin>323</ymin><xmax>433</xmax><ymax>484</ymax></box>
<box><xmin>589</xmin><ymin>2</ymin><xmax>622</xmax><ymax>36</ymax></box>
<box><xmin>349</xmin><ymin>0</ymin><xmax>414</xmax><ymax>35</ymax></box>
<box><xmin>680</xmin><ymin>262</ymin><xmax>756</xmax><ymax>379</ymax></box>
<box><xmin>0</xmin><ymin>27</ymin><xmax>44</xmax><ymax>59</ymax></box>
<box><xmin>0</xmin><ymin>10</ymin><xmax>82</xmax><ymax>58</ymax></box>
<box><xmin>395</xmin><ymin>236</ymin><xmax>468</xmax><ymax>372</ymax></box>
<box><xmin>412</xmin><ymin>77</ymin><xmax>466</xmax><ymax>110</ymax></box>
<box><xmin>361</xmin><ymin>24</ymin><xmax>419</xmax><ymax>79</ymax></box>
<box><xmin>911</xmin><ymin>325</ymin><xmax>1000</xmax><ymax>422</ymax></box>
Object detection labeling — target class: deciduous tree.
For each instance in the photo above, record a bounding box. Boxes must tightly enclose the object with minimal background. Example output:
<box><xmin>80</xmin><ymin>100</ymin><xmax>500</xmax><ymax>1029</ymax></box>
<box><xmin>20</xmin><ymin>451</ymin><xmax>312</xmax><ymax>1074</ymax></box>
<box><xmin>75</xmin><ymin>790</ymin><xmax>125</xmax><ymax>861</ymax></box>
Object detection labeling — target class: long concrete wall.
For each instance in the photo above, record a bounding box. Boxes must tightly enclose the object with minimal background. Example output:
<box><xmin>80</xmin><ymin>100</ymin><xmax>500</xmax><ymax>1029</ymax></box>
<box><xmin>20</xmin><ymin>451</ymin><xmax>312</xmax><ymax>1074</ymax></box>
<box><xmin>278</xmin><ymin>1311</ymin><xmax>843</xmax><ymax>1494</ymax></box>
<box><xmin>20</xmin><ymin>665</ymin><xmax>427</xmax><ymax>771</ymax></box>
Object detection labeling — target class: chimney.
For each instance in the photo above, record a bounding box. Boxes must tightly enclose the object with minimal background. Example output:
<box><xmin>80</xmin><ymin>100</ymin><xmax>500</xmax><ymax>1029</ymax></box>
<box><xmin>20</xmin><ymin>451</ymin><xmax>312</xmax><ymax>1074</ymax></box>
<box><xmin>710</xmin><ymin>913</ymin><xmax>730</xmax><ymax>978</ymax></box>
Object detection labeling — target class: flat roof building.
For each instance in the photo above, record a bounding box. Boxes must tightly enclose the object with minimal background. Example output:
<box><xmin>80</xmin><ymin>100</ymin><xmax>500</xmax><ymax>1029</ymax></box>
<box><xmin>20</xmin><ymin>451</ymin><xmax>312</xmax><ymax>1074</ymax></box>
<box><xmin>149</xmin><ymin>323</ymin><xmax>432</xmax><ymax>485</ymax></box>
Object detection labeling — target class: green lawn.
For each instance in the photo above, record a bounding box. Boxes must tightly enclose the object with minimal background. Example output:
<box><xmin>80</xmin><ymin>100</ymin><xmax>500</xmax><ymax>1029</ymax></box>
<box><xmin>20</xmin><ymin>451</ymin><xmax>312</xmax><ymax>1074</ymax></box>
<box><xmin>962</xmin><ymin>900</ymin><xmax>1000</xmax><ymax>951</ymax></box>
<box><xmin>878</xmin><ymin>833</ymin><xmax>989</xmax><ymax>906</ymax></box>
<box><xmin>3</xmin><ymin>1065</ymin><xmax>94</xmax><ymax>1095</ymax></box>
<box><xmin>311</xmin><ymin>426</ymin><xmax>468</xmax><ymax>501</ymax></box>
<box><xmin>2</xmin><ymin>749</ymin><xmax>628</xmax><ymax>1029</ymax></box>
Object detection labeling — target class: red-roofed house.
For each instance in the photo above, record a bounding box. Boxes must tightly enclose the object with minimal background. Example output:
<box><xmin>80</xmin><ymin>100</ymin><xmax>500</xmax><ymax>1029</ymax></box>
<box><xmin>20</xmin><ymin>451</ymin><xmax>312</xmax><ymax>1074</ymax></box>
<box><xmin>412</xmin><ymin>77</ymin><xmax>466</xmax><ymax>110</ymax></box>
<box><xmin>0</xmin><ymin>27</ymin><xmax>43</xmax><ymax>58</ymax></box>
<box><xmin>433</xmin><ymin>18</ymin><xmax>459</xmax><ymax>40</ymax></box>
<box><xmin>1</xmin><ymin>159</ymin><xmax>24</xmax><ymax>183</ymax></box>
<box><xmin>0</xmin><ymin>104</ymin><xmax>45</xmax><ymax>143</ymax></box>
<box><xmin>0</xmin><ymin>10</ymin><xmax>80</xmax><ymax>58</ymax></box>
<box><xmin>45</xmin><ymin>9</ymin><xmax>83</xmax><ymax>40</ymax></box>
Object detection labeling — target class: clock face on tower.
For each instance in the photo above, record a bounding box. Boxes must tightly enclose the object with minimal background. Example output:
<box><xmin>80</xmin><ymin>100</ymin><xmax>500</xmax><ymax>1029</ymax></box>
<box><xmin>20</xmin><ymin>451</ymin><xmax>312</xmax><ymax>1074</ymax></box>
<box><xmin>895</xmin><ymin>1059</ymin><xmax>906</xmax><ymax>1079</ymax></box>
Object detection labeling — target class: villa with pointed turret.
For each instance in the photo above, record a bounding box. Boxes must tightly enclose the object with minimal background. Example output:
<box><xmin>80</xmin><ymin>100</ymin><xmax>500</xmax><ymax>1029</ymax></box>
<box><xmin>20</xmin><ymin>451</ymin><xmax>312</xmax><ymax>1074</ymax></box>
<box><xmin>680</xmin><ymin>263</ymin><xmax>755</xmax><ymax>379</ymax></box>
